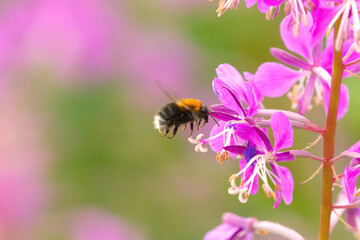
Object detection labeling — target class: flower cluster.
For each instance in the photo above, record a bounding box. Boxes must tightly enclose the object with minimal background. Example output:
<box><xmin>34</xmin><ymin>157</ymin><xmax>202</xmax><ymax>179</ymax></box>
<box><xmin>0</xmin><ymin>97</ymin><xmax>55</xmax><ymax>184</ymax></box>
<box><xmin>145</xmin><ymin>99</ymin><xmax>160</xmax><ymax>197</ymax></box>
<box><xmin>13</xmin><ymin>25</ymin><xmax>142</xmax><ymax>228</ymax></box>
<box><xmin>189</xmin><ymin>62</ymin><xmax>322</xmax><ymax>209</ymax></box>
<box><xmin>192</xmin><ymin>0</ymin><xmax>360</xmax><ymax>238</ymax></box>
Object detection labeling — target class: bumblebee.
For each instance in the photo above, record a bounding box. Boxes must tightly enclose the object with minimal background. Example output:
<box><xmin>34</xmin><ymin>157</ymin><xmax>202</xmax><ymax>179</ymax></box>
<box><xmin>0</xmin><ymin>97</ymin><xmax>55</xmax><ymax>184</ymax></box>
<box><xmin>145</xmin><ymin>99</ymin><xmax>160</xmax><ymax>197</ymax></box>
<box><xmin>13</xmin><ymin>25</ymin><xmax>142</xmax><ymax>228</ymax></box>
<box><xmin>153</xmin><ymin>98</ymin><xmax>211</xmax><ymax>139</ymax></box>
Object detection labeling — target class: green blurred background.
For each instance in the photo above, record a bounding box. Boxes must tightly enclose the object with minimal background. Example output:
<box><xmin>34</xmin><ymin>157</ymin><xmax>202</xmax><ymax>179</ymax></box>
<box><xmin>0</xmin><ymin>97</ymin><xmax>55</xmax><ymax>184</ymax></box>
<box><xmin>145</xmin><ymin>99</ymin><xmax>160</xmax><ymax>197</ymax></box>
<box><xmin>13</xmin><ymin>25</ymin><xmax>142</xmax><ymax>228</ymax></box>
<box><xmin>2</xmin><ymin>0</ymin><xmax>360</xmax><ymax>239</ymax></box>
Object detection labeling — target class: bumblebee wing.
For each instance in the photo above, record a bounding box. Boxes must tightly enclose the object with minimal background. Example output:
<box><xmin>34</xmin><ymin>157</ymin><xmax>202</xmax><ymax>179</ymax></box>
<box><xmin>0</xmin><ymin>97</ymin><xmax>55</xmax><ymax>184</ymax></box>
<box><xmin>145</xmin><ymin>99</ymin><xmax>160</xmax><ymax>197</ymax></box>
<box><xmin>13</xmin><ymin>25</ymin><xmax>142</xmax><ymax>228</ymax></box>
<box><xmin>158</xmin><ymin>85</ymin><xmax>178</xmax><ymax>102</ymax></box>
<box><xmin>157</xmin><ymin>84</ymin><xmax>191</xmax><ymax>110</ymax></box>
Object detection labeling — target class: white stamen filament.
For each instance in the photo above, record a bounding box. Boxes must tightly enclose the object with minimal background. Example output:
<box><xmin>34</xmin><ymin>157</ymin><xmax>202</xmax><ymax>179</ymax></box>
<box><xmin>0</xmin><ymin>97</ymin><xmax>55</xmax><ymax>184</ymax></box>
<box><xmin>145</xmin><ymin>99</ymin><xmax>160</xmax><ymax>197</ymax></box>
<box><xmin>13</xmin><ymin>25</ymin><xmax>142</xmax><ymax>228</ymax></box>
<box><xmin>189</xmin><ymin>119</ymin><xmax>249</xmax><ymax>155</ymax></box>
<box><xmin>312</xmin><ymin>66</ymin><xmax>332</xmax><ymax>84</ymax></box>
<box><xmin>223</xmin><ymin>121</ymin><xmax>234</xmax><ymax>149</ymax></box>
<box><xmin>297</xmin><ymin>0</ymin><xmax>307</xmax><ymax>26</ymax></box>
<box><xmin>253</xmin><ymin>221</ymin><xmax>305</xmax><ymax>240</ymax></box>
<box><xmin>188</xmin><ymin>134</ymin><xmax>208</xmax><ymax>152</ymax></box>
<box><xmin>291</xmin><ymin>0</ymin><xmax>300</xmax><ymax>26</ymax></box>
<box><xmin>230</xmin><ymin>152</ymin><xmax>280</xmax><ymax>203</ymax></box>
<box><xmin>238</xmin><ymin>189</ymin><xmax>249</xmax><ymax>203</ymax></box>
<box><xmin>344</xmin><ymin>42</ymin><xmax>356</xmax><ymax>62</ymax></box>
<box><xmin>216</xmin><ymin>0</ymin><xmax>239</xmax><ymax>17</ymax></box>
<box><xmin>326</xmin><ymin>4</ymin><xmax>347</xmax><ymax>37</ymax></box>
<box><xmin>267</xmin><ymin>165</ymin><xmax>281</xmax><ymax>183</ymax></box>
<box><xmin>288</xmin><ymin>76</ymin><xmax>305</xmax><ymax>109</ymax></box>
<box><xmin>351</xmin><ymin>0</ymin><xmax>360</xmax><ymax>52</ymax></box>
<box><xmin>236</xmin><ymin>155</ymin><xmax>261</xmax><ymax>177</ymax></box>
<box><xmin>335</xmin><ymin>3</ymin><xmax>350</xmax><ymax>51</ymax></box>
<box><xmin>314</xmin><ymin>80</ymin><xmax>323</xmax><ymax>105</ymax></box>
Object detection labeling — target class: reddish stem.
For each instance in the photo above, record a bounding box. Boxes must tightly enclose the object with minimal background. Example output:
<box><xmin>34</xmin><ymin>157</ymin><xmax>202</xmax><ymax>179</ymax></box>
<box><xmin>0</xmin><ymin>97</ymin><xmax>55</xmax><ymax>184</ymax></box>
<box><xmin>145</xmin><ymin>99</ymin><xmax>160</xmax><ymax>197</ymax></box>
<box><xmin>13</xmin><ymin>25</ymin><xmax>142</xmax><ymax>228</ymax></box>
<box><xmin>318</xmin><ymin>18</ymin><xmax>344</xmax><ymax>240</ymax></box>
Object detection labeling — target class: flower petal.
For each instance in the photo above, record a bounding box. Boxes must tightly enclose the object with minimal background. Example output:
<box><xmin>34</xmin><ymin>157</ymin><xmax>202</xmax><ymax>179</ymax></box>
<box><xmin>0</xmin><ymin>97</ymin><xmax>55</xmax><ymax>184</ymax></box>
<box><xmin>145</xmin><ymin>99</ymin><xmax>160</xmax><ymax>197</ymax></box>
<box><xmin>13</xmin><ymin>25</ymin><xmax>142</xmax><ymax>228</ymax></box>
<box><xmin>349</xmin><ymin>141</ymin><xmax>360</xmax><ymax>152</ymax></box>
<box><xmin>254</xmin><ymin>62</ymin><xmax>307</xmax><ymax>97</ymax></box>
<box><xmin>275</xmin><ymin>151</ymin><xmax>295</xmax><ymax>162</ymax></box>
<box><xmin>349</xmin><ymin>141</ymin><xmax>360</xmax><ymax>165</ymax></box>
<box><xmin>244</xmin><ymin>0</ymin><xmax>257</xmax><ymax>8</ymax></box>
<box><xmin>240</xmin><ymin>158</ymin><xmax>259</xmax><ymax>195</ymax></box>
<box><xmin>270</xmin><ymin>48</ymin><xmax>311</xmax><ymax>70</ymax></box>
<box><xmin>311</xmin><ymin>6</ymin><xmax>342</xmax><ymax>48</ymax></box>
<box><xmin>213</xmin><ymin>78</ymin><xmax>246</xmax><ymax>117</ymax></box>
<box><xmin>204</xmin><ymin>223</ymin><xmax>242</xmax><ymax>240</ymax></box>
<box><xmin>344</xmin><ymin>166</ymin><xmax>360</xmax><ymax>203</ymax></box>
<box><xmin>208</xmin><ymin>121</ymin><xmax>229</xmax><ymax>153</ymax></box>
<box><xmin>257</xmin><ymin>0</ymin><xmax>270</xmax><ymax>13</ymax></box>
<box><xmin>232</xmin><ymin>124</ymin><xmax>272</xmax><ymax>152</ymax></box>
<box><xmin>298</xmin><ymin>73</ymin><xmax>316</xmax><ymax>115</ymax></box>
<box><xmin>243</xmin><ymin>82</ymin><xmax>258</xmax><ymax>116</ymax></box>
<box><xmin>280</xmin><ymin>14</ymin><xmax>314</xmax><ymax>62</ymax></box>
<box><xmin>271</xmin><ymin>164</ymin><xmax>294</xmax><ymax>208</ymax></box>
<box><xmin>224</xmin><ymin>145</ymin><xmax>248</xmax><ymax>155</ymax></box>
<box><xmin>216</xmin><ymin>64</ymin><xmax>244</xmax><ymax>91</ymax></box>
<box><xmin>263</xmin><ymin>0</ymin><xmax>284</xmax><ymax>6</ymax></box>
<box><xmin>347</xmin><ymin>207</ymin><xmax>360</xmax><ymax>231</ymax></box>
<box><xmin>270</xmin><ymin>112</ymin><xmax>293</xmax><ymax>152</ymax></box>
<box><xmin>216</xmin><ymin>64</ymin><xmax>258</xmax><ymax>112</ymax></box>
<box><xmin>244</xmin><ymin>71</ymin><xmax>264</xmax><ymax>103</ymax></box>
<box><xmin>321</xmin><ymin>41</ymin><xmax>360</xmax><ymax>79</ymax></box>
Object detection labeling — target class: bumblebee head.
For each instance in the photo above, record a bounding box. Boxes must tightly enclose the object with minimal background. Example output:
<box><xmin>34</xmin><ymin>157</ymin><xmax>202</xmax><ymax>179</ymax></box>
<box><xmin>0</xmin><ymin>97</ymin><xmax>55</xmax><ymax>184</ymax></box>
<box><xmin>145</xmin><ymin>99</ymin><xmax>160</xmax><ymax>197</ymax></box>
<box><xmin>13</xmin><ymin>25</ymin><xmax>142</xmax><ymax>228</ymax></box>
<box><xmin>199</xmin><ymin>106</ymin><xmax>210</xmax><ymax>122</ymax></box>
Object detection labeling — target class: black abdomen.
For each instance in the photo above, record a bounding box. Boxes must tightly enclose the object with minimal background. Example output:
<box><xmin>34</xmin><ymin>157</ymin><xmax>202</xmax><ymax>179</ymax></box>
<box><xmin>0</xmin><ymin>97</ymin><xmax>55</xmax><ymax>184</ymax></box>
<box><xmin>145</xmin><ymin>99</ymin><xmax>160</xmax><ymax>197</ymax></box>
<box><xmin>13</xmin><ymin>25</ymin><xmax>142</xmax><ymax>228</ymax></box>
<box><xmin>158</xmin><ymin>103</ymin><xmax>194</xmax><ymax>128</ymax></box>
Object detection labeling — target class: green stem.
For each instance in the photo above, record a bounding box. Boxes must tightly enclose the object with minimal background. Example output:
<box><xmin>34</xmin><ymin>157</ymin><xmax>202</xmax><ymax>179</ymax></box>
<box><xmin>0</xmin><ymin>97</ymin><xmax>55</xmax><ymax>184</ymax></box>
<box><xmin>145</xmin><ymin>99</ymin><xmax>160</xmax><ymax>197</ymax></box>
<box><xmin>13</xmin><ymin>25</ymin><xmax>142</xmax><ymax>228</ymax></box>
<box><xmin>318</xmin><ymin>18</ymin><xmax>343</xmax><ymax>240</ymax></box>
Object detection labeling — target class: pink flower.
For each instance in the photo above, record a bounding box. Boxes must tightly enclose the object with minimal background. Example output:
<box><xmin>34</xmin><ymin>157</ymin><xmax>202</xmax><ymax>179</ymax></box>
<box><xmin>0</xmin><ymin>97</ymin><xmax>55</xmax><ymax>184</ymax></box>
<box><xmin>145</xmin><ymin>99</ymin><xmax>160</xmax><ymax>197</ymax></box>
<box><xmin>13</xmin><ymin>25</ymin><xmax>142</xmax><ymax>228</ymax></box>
<box><xmin>205</xmin><ymin>212</ymin><xmax>305</xmax><ymax>240</ymax></box>
<box><xmin>254</xmin><ymin>14</ymin><xmax>356</xmax><ymax>119</ymax></box>
<box><xmin>204</xmin><ymin>213</ymin><xmax>255</xmax><ymax>240</ymax></box>
<box><xmin>0</xmin><ymin>88</ymin><xmax>48</xmax><ymax>234</ymax></box>
<box><xmin>0</xmin><ymin>0</ymin><xmax>123</xmax><ymax>83</ymax></box>
<box><xmin>125</xmin><ymin>28</ymin><xmax>198</xmax><ymax>101</ymax></box>
<box><xmin>225</xmin><ymin>112</ymin><xmax>295</xmax><ymax>208</ymax></box>
<box><xmin>71</xmin><ymin>209</ymin><xmax>147</xmax><ymax>240</ymax></box>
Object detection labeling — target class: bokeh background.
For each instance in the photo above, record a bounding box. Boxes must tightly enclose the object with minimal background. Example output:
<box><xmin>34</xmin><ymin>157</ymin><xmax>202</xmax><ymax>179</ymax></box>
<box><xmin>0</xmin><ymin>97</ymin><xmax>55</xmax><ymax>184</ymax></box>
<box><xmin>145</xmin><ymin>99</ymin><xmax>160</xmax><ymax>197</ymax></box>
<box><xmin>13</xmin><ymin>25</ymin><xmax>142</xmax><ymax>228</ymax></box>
<box><xmin>1</xmin><ymin>0</ymin><xmax>360</xmax><ymax>239</ymax></box>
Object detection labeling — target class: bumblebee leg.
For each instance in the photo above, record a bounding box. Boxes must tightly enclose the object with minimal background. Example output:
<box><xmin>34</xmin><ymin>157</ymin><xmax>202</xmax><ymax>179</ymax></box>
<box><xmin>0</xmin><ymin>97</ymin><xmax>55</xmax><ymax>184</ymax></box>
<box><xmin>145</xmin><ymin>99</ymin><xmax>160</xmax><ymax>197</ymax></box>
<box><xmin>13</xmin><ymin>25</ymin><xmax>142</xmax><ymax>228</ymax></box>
<box><xmin>168</xmin><ymin>126</ymin><xmax>179</xmax><ymax>139</ymax></box>
<box><xmin>201</xmin><ymin>119</ymin><xmax>207</xmax><ymax>128</ymax></box>
<box><xmin>158</xmin><ymin>129</ymin><xmax>170</xmax><ymax>137</ymax></box>
<box><xmin>197</xmin><ymin>119</ymin><xmax>202</xmax><ymax>130</ymax></box>
<box><xmin>189</xmin><ymin>122</ymin><xmax>194</xmax><ymax>137</ymax></box>
<box><xmin>182</xmin><ymin>124</ymin><xmax>187</xmax><ymax>131</ymax></box>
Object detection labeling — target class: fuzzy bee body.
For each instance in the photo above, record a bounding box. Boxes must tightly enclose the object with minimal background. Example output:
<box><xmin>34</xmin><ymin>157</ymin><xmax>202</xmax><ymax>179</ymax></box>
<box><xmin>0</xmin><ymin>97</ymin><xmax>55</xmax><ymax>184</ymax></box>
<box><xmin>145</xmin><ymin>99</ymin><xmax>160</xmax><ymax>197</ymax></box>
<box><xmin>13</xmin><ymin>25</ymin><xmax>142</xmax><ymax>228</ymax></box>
<box><xmin>153</xmin><ymin>99</ymin><xmax>210</xmax><ymax>139</ymax></box>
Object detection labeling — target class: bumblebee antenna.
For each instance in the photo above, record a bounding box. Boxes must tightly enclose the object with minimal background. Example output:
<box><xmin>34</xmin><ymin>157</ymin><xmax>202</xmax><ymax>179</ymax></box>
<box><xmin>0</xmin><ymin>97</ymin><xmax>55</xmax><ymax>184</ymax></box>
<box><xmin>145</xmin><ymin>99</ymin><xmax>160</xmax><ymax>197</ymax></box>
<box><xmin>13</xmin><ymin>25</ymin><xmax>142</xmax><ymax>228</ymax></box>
<box><xmin>209</xmin><ymin>111</ymin><xmax>220</xmax><ymax>127</ymax></box>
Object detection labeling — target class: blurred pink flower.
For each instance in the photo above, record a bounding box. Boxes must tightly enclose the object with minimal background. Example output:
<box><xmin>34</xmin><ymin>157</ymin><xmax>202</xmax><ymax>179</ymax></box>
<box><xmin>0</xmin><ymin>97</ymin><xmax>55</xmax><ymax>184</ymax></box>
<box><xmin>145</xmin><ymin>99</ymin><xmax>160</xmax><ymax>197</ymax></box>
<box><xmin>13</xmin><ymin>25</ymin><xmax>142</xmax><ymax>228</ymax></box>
<box><xmin>151</xmin><ymin>0</ymin><xmax>208</xmax><ymax>12</ymax></box>
<box><xmin>71</xmin><ymin>208</ymin><xmax>147</xmax><ymax>240</ymax></box>
<box><xmin>0</xmin><ymin>88</ymin><xmax>48</xmax><ymax>236</ymax></box>
<box><xmin>124</xmin><ymin>28</ymin><xmax>200</xmax><ymax>103</ymax></box>
<box><xmin>0</xmin><ymin>0</ymin><xmax>125</xmax><ymax>83</ymax></box>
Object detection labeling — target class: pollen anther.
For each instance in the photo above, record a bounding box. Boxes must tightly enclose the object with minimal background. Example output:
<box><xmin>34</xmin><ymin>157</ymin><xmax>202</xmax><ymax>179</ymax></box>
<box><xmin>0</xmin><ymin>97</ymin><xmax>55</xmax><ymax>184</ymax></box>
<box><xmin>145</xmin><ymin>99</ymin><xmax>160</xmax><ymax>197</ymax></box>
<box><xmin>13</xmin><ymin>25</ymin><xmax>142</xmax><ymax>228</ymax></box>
<box><xmin>257</xmin><ymin>230</ymin><xmax>269</xmax><ymax>235</ymax></box>
<box><xmin>262</xmin><ymin>184</ymin><xmax>271</xmax><ymax>198</ymax></box>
